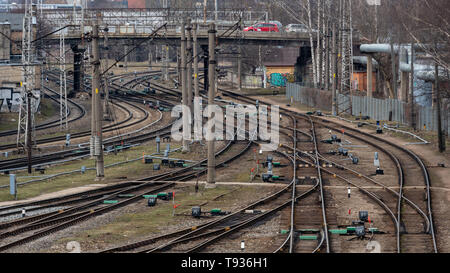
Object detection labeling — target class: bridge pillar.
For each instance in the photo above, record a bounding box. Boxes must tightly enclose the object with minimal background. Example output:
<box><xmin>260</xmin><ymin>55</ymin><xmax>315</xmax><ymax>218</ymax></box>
<box><xmin>148</xmin><ymin>41</ymin><xmax>152</xmax><ymax>70</ymax></box>
<box><xmin>71</xmin><ymin>45</ymin><xmax>85</xmax><ymax>97</ymax></box>
<box><xmin>124</xmin><ymin>43</ymin><xmax>129</xmax><ymax>72</ymax></box>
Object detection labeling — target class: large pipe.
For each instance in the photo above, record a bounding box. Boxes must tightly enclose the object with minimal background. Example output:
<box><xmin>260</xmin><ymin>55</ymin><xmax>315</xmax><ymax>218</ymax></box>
<box><xmin>361</xmin><ymin>43</ymin><xmax>447</xmax><ymax>81</ymax></box>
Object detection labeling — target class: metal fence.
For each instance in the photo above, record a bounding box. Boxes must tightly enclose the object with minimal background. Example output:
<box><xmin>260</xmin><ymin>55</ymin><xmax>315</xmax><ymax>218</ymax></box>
<box><xmin>351</xmin><ymin>95</ymin><xmax>407</xmax><ymax>124</ymax></box>
<box><xmin>286</xmin><ymin>82</ymin><xmax>332</xmax><ymax>110</ymax></box>
<box><xmin>286</xmin><ymin>82</ymin><xmax>450</xmax><ymax>135</ymax></box>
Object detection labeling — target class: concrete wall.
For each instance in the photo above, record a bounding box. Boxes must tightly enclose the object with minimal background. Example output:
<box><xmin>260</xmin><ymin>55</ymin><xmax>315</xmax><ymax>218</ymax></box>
<box><xmin>266</xmin><ymin>66</ymin><xmax>295</xmax><ymax>75</ymax></box>
<box><xmin>0</xmin><ymin>23</ymin><xmax>10</xmax><ymax>61</ymax></box>
<box><xmin>0</xmin><ymin>88</ymin><xmax>40</xmax><ymax>113</ymax></box>
<box><xmin>242</xmin><ymin>74</ymin><xmax>264</xmax><ymax>89</ymax></box>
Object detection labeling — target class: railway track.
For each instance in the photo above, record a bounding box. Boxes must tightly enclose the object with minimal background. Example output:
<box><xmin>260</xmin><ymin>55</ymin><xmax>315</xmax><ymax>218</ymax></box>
<box><xmin>219</xmin><ymin>87</ymin><xmax>438</xmax><ymax>253</ymax></box>
<box><xmin>0</xmin><ymin>87</ymin><xmax>86</xmax><ymax>138</ymax></box>
<box><xmin>0</xmin><ymin>69</ymin><xmax>437</xmax><ymax>253</ymax></box>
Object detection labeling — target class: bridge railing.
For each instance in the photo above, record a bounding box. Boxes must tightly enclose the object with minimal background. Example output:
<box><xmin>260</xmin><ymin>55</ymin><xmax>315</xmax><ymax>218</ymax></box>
<box><xmin>39</xmin><ymin>8</ymin><xmax>268</xmax><ymax>28</ymax></box>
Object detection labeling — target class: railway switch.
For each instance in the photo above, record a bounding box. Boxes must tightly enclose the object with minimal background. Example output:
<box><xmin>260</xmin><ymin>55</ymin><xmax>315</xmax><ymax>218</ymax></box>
<box><xmin>267</xmin><ymin>162</ymin><xmax>273</xmax><ymax>175</ymax></box>
<box><xmin>157</xmin><ymin>192</ymin><xmax>169</xmax><ymax>200</ymax></box>
<box><xmin>376</xmin><ymin>167</ymin><xmax>384</xmax><ymax>175</ymax></box>
<box><xmin>210</xmin><ymin>209</ymin><xmax>226</xmax><ymax>216</ymax></box>
<box><xmin>147</xmin><ymin>196</ymin><xmax>157</xmax><ymax>206</ymax></box>
<box><xmin>359</xmin><ymin>211</ymin><xmax>369</xmax><ymax>222</ymax></box>
<box><xmin>355</xmin><ymin>226</ymin><xmax>366</xmax><ymax>238</ymax></box>
<box><xmin>192</xmin><ymin>206</ymin><xmax>201</xmax><ymax>218</ymax></box>
<box><xmin>144</xmin><ymin>158</ymin><xmax>153</xmax><ymax>164</ymax></box>
<box><xmin>262</xmin><ymin>174</ymin><xmax>272</xmax><ymax>182</ymax></box>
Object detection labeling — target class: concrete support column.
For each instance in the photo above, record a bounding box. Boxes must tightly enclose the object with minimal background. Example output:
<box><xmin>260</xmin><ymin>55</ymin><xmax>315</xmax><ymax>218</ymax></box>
<box><xmin>207</xmin><ymin>23</ymin><xmax>216</xmax><ymax>187</ymax></box>
<box><xmin>186</xmin><ymin>19</ymin><xmax>193</xmax><ymax>110</ymax></box>
<box><xmin>164</xmin><ymin>44</ymin><xmax>169</xmax><ymax>81</ymax></box>
<box><xmin>181</xmin><ymin>20</ymin><xmax>189</xmax><ymax>152</ymax></box>
<box><xmin>400</xmin><ymin>71</ymin><xmax>409</xmax><ymax>102</ymax></box>
<box><xmin>367</xmin><ymin>55</ymin><xmax>373</xmax><ymax>97</ymax></box>
<box><xmin>124</xmin><ymin>44</ymin><xmax>128</xmax><ymax>72</ymax></box>
<box><xmin>432</xmin><ymin>82</ymin><xmax>436</xmax><ymax>108</ymax></box>
<box><xmin>91</xmin><ymin>23</ymin><xmax>104</xmax><ymax>178</ymax></box>
<box><xmin>193</xmin><ymin>23</ymin><xmax>199</xmax><ymax>98</ymax></box>
<box><xmin>148</xmin><ymin>42</ymin><xmax>152</xmax><ymax>70</ymax></box>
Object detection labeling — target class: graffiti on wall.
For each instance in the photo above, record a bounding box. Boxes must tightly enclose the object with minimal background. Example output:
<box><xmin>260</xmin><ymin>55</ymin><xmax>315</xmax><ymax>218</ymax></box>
<box><xmin>0</xmin><ymin>88</ymin><xmax>40</xmax><ymax>113</ymax></box>
<box><xmin>268</xmin><ymin>73</ymin><xmax>294</xmax><ymax>87</ymax></box>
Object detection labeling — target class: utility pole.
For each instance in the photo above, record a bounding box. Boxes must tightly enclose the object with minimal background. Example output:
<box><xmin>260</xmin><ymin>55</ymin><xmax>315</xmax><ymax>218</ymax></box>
<box><xmin>317</xmin><ymin>0</ymin><xmax>322</xmax><ymax>88</ymax></box>
<box><xmin>203</xmin><ymin>45</ymin><xmax>209</xmax><ymax>92</ymax></box>
<box><xmin>214</xmin><ymin>0</ymin><xmax>218</xmax><ymax>21</ymax></box>
<box><xmin>103</xmin><ymin>26</ymin><xmax>111</xmax><ymax>120</ymax></box>
<box><xmin>207</xmin><ymin>23</ymin><xmax>216</xmax><ymax>187</ymax></box>
<box><xmin>186</xmin><ymin>18</ymin><xmax>193</xmax><ymax>111</ymax></box>
<box><xmin>435</xmin><ymin>50</ymin><xmax>445</xmax><ymax>152</ymax></box>
<box><xmin>203</xmin><ymin>0</ymin><xmax>207</xmax><ymax>23</ymax></box>
<box><xmin>324</xmin><ymin>20</ymin><xmax>330</xmax><ymax>91</ymax></box>
<box><xmin>193</xmin><ymin>23</ymin><xmax>199</xmax><ymax>98</ymax></box>
<box><xmin>331</xmin><ymin>22</ymin><xmax>338</xmax><ymax>116</ymax></box>
<box><xmin>181</xmin><ymin>19</ymin><xmax>189</xmax><ymax>152</ymax></box>
<box><xmin>18</xmin><ymin>0</ymin><xmax>36</xmax><ymax>174</ymax></box>
<box><xmin>164</xmin><ymin>44</ymin><xmax>169</xmax><ymax>81</ymax></box>
<box><xmin>26</xmin><ymin>92</ymin><xmax>32</xmax><ymax>174</ymax></box>
<box><xmin>410</xmin><ymin>42</ymin><xmax>416</xmax><ymax>130</ymax></box>
<box><xmin>237</xmin><ymin>46</ymin><xmax>242</xmax><ymax>90</ymax></box>
<box><xmin>91</xmin><ymin>22</ymin><xmax>104</xmax><ymax>178</ymax></box>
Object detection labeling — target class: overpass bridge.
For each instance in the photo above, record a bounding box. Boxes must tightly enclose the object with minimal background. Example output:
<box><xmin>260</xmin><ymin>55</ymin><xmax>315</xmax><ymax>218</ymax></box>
<box><xmin>40</xmin><ymin>8</ymin><xmax>360</xmax><ymax>47</ymax></box>
<box><xmin>46</xmin><ymin>28</ymin><xmax>318</xmax><ymax>47</ymax></box>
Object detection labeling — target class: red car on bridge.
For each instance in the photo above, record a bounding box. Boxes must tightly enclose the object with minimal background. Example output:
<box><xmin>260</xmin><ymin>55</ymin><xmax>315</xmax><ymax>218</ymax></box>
<box><xmin>243</xmin><ymin>22</ymin><xmax>280</xmax><ymax>32</ymax></box>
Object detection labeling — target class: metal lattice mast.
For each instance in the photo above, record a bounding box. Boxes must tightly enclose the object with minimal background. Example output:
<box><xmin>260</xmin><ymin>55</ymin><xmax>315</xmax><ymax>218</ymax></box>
<box><xmin>338</xmin><ymin>0</ymin><xmax>353</xmax><ymax>114</ymax></box>
<box><xmin>17</xmin><ymin>0</ymin><xmax>36</xmax><ymax>150</ymax></box>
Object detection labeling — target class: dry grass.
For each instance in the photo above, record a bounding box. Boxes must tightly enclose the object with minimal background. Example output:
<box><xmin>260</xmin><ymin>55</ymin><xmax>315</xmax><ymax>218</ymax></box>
<box><xmin>0</xmin><ymin>142</ymin><xmax>181</xmax><ymax>201</ymax></box>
